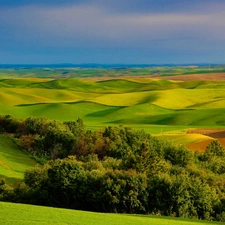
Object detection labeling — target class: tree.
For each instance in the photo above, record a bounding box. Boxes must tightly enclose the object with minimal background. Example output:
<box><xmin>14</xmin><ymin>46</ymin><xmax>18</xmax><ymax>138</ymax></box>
<box><xmin>0</xmin><ymin>114</ymin><xmax>22</xmax><ymax>133</ymax></box>
<box><xmin>25</xmin><ymin>116</ymin><xmax>48</xmax><ymax>135</ymax></box>
<box><xmin>63</xmin><ymin>118</ymin><xmax>85</xmax><ymax>137</ymax></box>
<box><xmin>204</xmin><ymin>140</ymin><xmax>225</xmax><ymax>159</ymax></box>
<box><xmin>45</xmin><ymin>157</ymin><xmax>87</xmax><ymax>208</ymax></box>
<box><xmin>202</xmin><ymin>140</ymin><xmax>225</xmax><ymax>174</ymax></box>
<box><xmin>164</xmin><ymin>145</ymin><xmax>194</xmax><ymax>167</ymax></box>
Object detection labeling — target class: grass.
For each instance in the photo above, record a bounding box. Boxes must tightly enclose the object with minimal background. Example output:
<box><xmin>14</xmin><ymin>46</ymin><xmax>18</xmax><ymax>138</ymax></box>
<box><xmin>0</xmin><ymin>201</ymin><xmax>223</xmax><ymax>225</ymax></box>
<box><xmin>0</xmin><ymin>135</ymin><xmax>38</xmax><ymax>183</ymax></box>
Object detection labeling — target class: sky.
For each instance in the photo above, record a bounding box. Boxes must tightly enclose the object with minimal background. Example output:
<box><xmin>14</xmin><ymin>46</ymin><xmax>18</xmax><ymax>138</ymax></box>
<box><xmin>0</xmin><ymin>0</ymin><xmax>225</xmax><ymax>64</ymax></box>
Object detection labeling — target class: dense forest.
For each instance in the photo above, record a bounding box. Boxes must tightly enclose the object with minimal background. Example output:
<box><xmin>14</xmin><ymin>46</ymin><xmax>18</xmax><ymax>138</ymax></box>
<box><xmin>1</xmin><ymin>115</ymin><xmax>225</xmax><ymax>221</ymax></box>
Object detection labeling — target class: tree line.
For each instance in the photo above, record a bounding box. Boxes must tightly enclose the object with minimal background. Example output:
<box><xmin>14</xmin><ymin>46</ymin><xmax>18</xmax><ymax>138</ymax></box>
<box><xmin>1</xmin><ymin>115</ymin><xmax>225</xmax><ymax>221</ymax></box>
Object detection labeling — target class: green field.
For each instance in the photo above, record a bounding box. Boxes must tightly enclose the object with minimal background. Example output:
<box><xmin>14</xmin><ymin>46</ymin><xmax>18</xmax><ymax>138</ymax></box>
<box><xmin>0</xmin><ymin>70</ymin><xmax>225</xmax><ymax>155</ymax></box>
<box><xmin>0</xmin><ymin>78</ymin><xmax>225</xmax><ymax>131</ymax></box>
<box><xmin>0</xmin><ymin>201</ymin><xmax>223</xmax><ymax>225</ymax></box>
<box><xmin>0</xmin><ymin>135</ymin><xmax>38</xmax><ymax>183</ymax></box>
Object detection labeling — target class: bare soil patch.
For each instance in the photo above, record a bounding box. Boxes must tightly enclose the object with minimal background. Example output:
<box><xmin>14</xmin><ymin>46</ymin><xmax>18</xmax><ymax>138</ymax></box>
<box><xmin>186</xmin><ymin>129</ymin><xmax>225</xmax><ymax>152</ymax></box>
<box><xmin>187</xmin><ymin>129</ymin><xmax>225</xmax><ymax>138</ymax></box>
<box><xmin>158</xmin><ymin>73</ymin><xmax>225</xmax><ymax>81</ymax></box>
<box><xmin>186</xmin><ymin>139</ymin><xmax>213</xmax><ymax>152</ymax></box>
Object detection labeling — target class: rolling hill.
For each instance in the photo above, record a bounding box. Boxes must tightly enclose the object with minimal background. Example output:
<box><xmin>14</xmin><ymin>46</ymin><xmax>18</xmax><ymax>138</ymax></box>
<box><xmin>0</xmin><ymin>76</ymin><xmax>225</xmax><ymax>151</ymax></box>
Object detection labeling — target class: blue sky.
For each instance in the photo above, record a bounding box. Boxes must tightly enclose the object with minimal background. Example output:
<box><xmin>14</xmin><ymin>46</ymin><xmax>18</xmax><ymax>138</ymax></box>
<box><xmin>0</xmin><ymin>0</ymin><xmax>225</xmax><ymax>64</ymax></box>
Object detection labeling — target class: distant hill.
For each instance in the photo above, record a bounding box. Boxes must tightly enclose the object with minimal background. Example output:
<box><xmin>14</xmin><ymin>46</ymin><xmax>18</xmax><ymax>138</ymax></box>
<box><xmin>0</xmin><ymin>63</ymin><xmax>225</xmax><ymax>68</ymax></box>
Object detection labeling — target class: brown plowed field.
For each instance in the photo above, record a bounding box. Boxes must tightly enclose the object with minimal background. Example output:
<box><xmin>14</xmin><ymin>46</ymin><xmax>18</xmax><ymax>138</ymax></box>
<box><xmin>187</xmin><ymin>129</ymin><xmax>225</xmax><ymax>137</ymax></box>
<box><xmin>158</xmin><ymin>73</ymin><xmax>225</xmax><ymax>81</ymax></box>
<box><xmin>186</xmin><ymin>129</ymin><xmax>225</xmax><ymax>152</ymax></box>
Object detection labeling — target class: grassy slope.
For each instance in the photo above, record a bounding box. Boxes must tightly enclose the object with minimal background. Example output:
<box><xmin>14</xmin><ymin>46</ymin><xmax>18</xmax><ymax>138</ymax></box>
<box><xmin>0</xmin><ymin>135</ymin><xmax>37</xmax><ymax>183</ymax></box>
<box><xmin>0</xmin><ymin>202</ymin><xmax>222</xmax><ymax>225</ymax></box>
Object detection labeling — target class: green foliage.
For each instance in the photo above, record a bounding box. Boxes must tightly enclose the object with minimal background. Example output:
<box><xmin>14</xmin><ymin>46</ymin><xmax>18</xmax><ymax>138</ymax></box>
<box><xmin>0</xmin><ymin>115</ymin><xmax>86</xmax><ymax>160</ymax></box>
<box><xmin>164</xmin><ymin>145</ymin><xmax>194</xmax><ymax>167</ymax></box>
<box><xmin>2</xmin><ymin>115</ymin><xmax>225</xmax><ymax>220</ymax></box>
<box><xmin>201</xmin><ymin>140</ymin><xmax>225</xmax><ymax>174</ymax></box>
<box><xmin>105</xmin><ymin>170</ymin><xmax>147</xmax><ymax>213</ymax></box>
<box><xmin>74</xmin><ymin>126</ymin><xmax>159</xmax><ymax>171</ymax></box>
<box><xmin>147</xmin><ymin>170</ymin><xmax>217</xmax><ymax>219</ymax></box>
<box><xmin>25</xmin><ymin>116</ymin><xmax>48</xmax><ymax>135</ymax></box>
<box><xmin>0</xmin><ymin>179</ymin><xmax>14</xmax><ymax>199</ymax></box>
<box><xmin>24</xmin><ymin>165</ymin><xmax>49</xmax><ymax>189</ymax></box>
<box><xmin>46</xmin><ymin>157</ymin><xmax>87</xmax><ymax>208</ymax></box>
<box><xmin>204</xmin><ymin>140</ymin><xmax>225</xmax><ymax>158</ymax></box>
<box><xmin>0</xmin><ymin>114</ymin><xmax>22</xmax><ymax>133</ymax></box>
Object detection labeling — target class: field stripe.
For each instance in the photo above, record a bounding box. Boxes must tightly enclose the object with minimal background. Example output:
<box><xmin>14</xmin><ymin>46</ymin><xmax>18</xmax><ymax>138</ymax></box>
<box><xmin>0</xmin><ymin>158</ymin><xmax>13</xmax><ymax>171</ymax></box>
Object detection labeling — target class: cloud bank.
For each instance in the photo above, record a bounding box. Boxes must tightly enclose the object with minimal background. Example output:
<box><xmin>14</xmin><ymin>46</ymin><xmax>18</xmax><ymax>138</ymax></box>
<box><xmin>1</xmin><ymin>0</ymin><xmax>225</xmax><ymax>63</ymax></box>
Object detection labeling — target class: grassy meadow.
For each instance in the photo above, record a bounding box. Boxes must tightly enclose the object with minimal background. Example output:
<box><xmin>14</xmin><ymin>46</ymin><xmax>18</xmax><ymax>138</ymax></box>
<box><xmin>0</xmin><ymin>201</ymin><xmax>223</xmax><ymax>225</ymax></box>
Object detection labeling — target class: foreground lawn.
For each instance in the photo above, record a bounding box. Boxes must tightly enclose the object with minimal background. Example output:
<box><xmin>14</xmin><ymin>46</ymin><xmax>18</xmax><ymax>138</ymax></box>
<box><xmin>0</xmin><ymin>202</ymin><xmax>223</xmax><ymax>225</ymax></box>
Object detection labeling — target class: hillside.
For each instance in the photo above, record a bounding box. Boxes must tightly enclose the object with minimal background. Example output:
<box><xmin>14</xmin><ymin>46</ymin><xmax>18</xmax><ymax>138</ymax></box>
<box><xmin>0</xmin><ymin>135</ymin><xmax>38</xmax><ymax>183</ymax></box>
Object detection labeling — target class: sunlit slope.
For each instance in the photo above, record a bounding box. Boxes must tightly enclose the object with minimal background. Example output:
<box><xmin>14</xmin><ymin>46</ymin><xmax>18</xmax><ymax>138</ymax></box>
<box><xmin>0</xmin><ymin>202</ymin><xmax>222</xmax><ymax>225</ymax></box>
<box><xmin>157</xmin><ymin>133</ymin><xmax>214</xmax><ymax>146</ymax></box>
<box><xmin>0</xmin><ymin>135</ymin><xmax>37</xmax><ymax>183</ymax></box>
<box><xmin>152</xmin><ymin>88</ymin><xmax>225</xmax><ymax>109</ymax></box>
<box><xmin>92</xmin><ymin>92</ymin><xmax>158</xmax><ymax>106</ymax></box>
<box><xmin>0</xmin><ymin>88</ymin><xmax>97</xmax><ymax>105</ymax></box>
<box><xmin>0</xmin><ymin>78</ymin><xmax>225</xmax><ymax>127</ymax></box>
